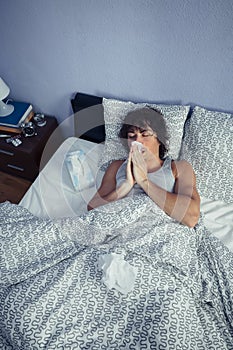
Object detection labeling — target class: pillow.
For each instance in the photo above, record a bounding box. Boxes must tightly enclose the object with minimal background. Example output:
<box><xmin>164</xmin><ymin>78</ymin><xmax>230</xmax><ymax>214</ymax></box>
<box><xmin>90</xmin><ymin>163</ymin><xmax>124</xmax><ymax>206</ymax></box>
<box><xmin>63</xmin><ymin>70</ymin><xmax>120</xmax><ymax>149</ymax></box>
<box><xmin>179</xmin><ymin>106</ymin><xmax>233</xmax><ymax>203</ymax></box>
<box><xmin>99</xmin><ymin>98</ymin><xmax>190</xmax><ymax>170</ymax></box>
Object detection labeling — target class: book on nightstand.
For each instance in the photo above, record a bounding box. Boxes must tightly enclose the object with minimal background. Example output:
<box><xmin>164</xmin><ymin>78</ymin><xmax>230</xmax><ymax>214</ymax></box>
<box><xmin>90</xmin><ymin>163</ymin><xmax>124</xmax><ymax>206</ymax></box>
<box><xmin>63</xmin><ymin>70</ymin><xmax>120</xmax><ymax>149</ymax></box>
<box><xmin>0</xmin><ymin>101</ymin><xmax>34</xmax><ymax>133</ymax></box>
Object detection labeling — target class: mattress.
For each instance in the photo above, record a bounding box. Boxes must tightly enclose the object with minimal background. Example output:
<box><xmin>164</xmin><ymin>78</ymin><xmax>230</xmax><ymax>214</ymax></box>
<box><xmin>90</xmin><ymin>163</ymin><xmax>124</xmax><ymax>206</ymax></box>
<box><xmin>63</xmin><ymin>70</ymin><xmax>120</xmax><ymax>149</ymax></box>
<box><xmin>20</xmin><ymin>137</ymin><xmax>233</xmax><ymax>252</ymax></box>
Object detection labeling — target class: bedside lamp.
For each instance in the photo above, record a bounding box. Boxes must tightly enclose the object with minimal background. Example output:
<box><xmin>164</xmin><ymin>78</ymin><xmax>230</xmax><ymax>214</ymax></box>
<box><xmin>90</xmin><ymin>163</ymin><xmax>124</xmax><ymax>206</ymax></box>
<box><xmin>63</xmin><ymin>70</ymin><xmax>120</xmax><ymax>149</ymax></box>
<box><xmin>0</xmin><ymin>77</ymin><xmax>14</xmax><ymax>117</ymax></box>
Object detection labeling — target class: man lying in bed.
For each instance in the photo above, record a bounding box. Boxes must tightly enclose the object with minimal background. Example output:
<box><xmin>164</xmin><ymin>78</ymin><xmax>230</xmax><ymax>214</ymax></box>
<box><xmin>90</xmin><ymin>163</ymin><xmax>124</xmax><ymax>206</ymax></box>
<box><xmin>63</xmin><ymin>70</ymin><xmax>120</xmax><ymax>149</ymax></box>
<box><xmin>88</xmin><ymin>107</ymin><xmax>200</xmax><ymax>228</ymax></box>
<box><xmin>1</xmin><ymin>108</ymin><xmax>233</xmax><ymax>350</ymax></box>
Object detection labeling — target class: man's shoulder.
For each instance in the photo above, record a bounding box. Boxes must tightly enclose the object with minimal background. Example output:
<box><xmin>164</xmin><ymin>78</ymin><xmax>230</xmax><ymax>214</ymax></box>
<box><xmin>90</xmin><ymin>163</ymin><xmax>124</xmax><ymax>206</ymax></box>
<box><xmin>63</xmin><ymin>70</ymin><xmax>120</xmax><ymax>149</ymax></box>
<box><xmin>106</xmin><ymin>159</ymin><xmax>125</xmax><ymax>172</ymax></box>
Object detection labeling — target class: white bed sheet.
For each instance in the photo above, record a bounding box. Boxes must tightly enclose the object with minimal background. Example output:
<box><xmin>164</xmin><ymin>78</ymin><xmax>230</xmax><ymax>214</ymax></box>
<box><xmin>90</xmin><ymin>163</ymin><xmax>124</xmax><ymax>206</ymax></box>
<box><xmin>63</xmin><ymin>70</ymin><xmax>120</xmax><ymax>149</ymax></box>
<box><xmin>20</xmin><ymin>137</ymin><xmax>233</xmax><ymax>251</ymax></box>
<box><xmin>19</xmin><ymin>137</ymin><xmax>105</xmax><ymax>219</ymax></box>
<box><xmin>200</xmin><ymin>197</ymin><xmax>233</xmax><ymax>251</ymax></box>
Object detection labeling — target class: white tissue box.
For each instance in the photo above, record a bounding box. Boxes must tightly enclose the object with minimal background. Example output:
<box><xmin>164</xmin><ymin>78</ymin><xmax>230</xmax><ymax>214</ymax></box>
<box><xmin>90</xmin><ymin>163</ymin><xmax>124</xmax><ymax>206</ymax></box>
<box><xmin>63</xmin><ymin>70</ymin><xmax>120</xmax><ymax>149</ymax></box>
<box><xmin>66</xmin><ymin>150</ymin><xmax>95</xmax><ymax>191</ymax></box>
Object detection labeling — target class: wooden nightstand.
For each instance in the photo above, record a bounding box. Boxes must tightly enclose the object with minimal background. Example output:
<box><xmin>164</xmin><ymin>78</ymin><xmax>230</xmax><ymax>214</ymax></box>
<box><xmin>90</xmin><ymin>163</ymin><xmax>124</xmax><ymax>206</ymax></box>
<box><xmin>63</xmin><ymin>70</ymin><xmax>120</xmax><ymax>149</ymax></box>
<box><xmin>0</xmin><ymin>116</ymin><xmax>58</xmax><ymax>182</ymax></box>
<box><xmin>0</xmin><ymin>171</ymin><xmax>32</xmax><ymax>204</ymax></box>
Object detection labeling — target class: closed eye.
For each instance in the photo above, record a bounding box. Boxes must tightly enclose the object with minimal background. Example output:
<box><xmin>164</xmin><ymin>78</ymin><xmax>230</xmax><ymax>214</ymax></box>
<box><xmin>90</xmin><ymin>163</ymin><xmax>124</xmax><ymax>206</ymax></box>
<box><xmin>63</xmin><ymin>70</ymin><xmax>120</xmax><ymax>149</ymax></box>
<box><xmin>127</xmin><ymin>132</ymin><xmax>153</xmax><ymax>139</ymax></box>
<box><xmin>127</xmin><ymin>134</ymin><xmax>136</xmax><ymax>139</ymax></box>
<box><xmin>141</xmin><ymin>132</ymin><xmax>153</xmax><ymax>137</ymax></box>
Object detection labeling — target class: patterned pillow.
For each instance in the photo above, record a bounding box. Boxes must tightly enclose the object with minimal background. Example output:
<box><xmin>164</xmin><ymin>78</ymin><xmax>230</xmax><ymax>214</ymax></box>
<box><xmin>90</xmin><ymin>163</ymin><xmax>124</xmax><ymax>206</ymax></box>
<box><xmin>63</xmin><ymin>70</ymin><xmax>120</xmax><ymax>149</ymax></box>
<box><xmin>99</xmin><ymin>98</ymin><xmax>190</xmax><ymax>170</ymax></box>
<box><xmin>179</xmin><ymin>106</ymin><xmax>233</xmax><ymax>203</ymax></box>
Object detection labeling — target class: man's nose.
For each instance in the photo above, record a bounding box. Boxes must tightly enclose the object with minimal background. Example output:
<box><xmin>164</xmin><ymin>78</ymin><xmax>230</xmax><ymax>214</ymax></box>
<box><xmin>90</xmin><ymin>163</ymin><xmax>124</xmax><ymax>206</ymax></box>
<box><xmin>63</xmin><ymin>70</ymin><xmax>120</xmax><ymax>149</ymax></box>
<box><xmin>135</xmin><ymin>133</ymin><xmax>143</xmax><ymax>142</ymax></box>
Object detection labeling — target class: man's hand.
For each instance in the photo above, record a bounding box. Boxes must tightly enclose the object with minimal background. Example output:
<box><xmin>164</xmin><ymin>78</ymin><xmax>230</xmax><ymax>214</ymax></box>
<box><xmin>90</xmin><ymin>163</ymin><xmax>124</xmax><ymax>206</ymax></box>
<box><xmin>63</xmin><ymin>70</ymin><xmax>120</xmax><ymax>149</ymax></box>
<box><xmin>131</xmin><ymin>144</ymin><xmax>148</xmax><ymax>185</ymax></box>
<box><xmin>125</xmin><ymin>147</ymin><xmax>136</xmax><ymax>188</ymax></box>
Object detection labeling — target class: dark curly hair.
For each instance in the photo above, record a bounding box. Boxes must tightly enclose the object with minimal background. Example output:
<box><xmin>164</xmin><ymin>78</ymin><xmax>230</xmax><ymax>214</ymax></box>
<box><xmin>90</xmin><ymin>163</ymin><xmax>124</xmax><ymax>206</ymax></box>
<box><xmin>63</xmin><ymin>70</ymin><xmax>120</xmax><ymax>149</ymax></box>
<box><xmin>118</xmin><ymin>107</ymin><xmax>169</xmax><ymax>159</ymax></box>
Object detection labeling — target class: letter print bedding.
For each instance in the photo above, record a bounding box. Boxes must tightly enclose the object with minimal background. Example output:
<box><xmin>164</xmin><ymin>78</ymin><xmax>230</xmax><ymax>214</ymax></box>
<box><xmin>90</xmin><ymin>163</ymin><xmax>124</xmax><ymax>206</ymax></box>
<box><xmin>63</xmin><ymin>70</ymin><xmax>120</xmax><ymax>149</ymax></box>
<box><xmin>0</xmin><ymin>195</ymin><xmax>233</xmax><ymax>349</ymax></box>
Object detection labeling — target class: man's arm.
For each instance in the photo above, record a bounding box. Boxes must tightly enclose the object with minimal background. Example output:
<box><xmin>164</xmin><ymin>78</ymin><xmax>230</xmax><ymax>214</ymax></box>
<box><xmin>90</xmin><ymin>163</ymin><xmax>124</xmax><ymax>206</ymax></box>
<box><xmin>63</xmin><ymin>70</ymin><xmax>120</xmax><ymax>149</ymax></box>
<box><xmin>87</xmin><ymin>159</ymin><xmax>133</xmax><ymax>210</ymax></box>
<box><xmin>136</xmin><ymin>159</ymin><xmax>200</xmax><ymax>228</ymax></box>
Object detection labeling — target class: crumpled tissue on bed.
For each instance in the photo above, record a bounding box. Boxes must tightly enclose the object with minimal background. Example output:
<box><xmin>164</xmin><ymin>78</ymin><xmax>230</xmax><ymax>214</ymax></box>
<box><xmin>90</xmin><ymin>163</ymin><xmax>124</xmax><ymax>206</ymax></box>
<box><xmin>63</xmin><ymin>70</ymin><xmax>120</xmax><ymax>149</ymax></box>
<box><xmin>99</xmin><ymin>253</ymin><xmax>138</xmax><ymax>294</ymax></box>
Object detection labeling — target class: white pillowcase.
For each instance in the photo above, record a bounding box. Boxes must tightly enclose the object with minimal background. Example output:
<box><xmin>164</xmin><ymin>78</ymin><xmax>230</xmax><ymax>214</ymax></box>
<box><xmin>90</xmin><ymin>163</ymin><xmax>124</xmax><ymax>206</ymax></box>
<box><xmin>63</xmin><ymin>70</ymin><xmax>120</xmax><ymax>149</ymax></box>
<box><xmin>179</xmin><ymin>106</ymin><xmax>233</xmax><ymax>203</ymax></box>
<box><xmin>99</xmin><ymin>98</ymin><xmax>190</xmax><ymax>170</ymax></box>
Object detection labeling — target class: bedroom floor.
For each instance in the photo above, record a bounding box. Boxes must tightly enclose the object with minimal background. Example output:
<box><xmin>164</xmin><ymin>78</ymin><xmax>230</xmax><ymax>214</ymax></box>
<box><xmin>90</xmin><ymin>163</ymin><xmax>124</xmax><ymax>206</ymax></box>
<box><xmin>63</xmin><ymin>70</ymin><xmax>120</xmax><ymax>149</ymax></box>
<box><xmin>0</xmin><ymin>171</ymin><xmax>31</xmax><ymax>204</ymax></box>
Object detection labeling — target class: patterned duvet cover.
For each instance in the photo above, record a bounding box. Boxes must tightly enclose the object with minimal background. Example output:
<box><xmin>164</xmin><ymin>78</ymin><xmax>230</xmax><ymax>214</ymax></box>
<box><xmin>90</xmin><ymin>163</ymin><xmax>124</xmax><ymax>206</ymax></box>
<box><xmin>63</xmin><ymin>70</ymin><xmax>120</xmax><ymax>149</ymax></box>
<box><xmin>0</xmin><ymin>195</ymin><xmax>233</xmax><ymax>349</ymax></box>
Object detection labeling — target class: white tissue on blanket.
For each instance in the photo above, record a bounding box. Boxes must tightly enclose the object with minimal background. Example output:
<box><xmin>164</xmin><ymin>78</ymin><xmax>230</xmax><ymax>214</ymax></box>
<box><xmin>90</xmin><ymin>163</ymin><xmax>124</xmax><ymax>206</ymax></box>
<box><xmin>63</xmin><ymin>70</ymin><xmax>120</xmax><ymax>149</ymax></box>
<box><xmin>99</xmin><ymin>253</ymin><xmax>138</xmax><ymax>294</ymax></box>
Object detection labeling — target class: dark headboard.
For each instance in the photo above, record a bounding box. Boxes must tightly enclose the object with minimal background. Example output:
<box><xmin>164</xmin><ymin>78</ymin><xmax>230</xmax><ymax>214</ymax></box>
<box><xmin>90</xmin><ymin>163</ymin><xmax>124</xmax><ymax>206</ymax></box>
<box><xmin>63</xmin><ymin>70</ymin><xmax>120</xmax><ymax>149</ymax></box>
<box><xmin>71</xmin><ymin>92</ymin><xmax>105</xmax><ymax>143</ymax></box>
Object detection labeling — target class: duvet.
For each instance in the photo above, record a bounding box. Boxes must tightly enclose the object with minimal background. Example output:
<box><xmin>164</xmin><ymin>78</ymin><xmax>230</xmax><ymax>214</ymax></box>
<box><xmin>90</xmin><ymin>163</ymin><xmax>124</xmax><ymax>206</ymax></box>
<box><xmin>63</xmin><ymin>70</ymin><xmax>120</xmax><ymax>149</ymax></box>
<box><xmin>0</xmin><ymin>194</ymin><xmax>233</xmax><ymax>349</ymax></box>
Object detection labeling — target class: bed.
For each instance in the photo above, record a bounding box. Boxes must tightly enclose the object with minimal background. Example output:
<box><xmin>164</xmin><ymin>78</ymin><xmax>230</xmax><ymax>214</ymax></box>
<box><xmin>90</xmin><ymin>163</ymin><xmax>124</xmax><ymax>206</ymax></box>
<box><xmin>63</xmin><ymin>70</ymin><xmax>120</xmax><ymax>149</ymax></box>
<box><xmin>0</xmin><ymin>93</ymin><xmax>233</xmax><ymax>349</ymax></box>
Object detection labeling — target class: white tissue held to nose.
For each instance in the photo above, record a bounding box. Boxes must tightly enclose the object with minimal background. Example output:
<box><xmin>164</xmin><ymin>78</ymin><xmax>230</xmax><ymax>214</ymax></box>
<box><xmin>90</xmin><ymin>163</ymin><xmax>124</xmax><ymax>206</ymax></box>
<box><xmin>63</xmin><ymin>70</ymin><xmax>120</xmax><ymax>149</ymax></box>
<box><xmin>131</xmin><ymin>141</ymin><xmax>143</xmax><ymax>152</ymax></box>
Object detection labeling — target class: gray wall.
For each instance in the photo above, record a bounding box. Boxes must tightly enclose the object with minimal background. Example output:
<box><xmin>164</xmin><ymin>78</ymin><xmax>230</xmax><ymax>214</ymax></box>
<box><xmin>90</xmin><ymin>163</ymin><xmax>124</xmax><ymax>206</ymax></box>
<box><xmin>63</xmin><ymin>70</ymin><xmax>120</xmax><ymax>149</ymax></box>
<box><xmin>0</xmin><ymin>0</ymin><xmax>233</xmax><ymax>135</ymax></box>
